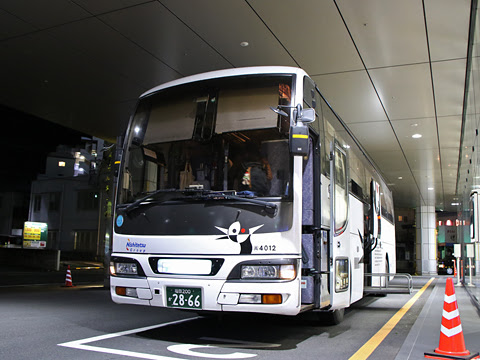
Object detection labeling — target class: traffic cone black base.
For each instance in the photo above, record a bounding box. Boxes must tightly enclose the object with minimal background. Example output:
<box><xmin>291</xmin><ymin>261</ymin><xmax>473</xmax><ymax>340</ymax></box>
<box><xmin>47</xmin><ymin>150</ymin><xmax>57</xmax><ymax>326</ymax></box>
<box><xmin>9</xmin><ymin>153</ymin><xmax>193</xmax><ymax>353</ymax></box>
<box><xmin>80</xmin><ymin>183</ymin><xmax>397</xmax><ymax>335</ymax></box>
<box><xmin>424</xmin><ymin>352</ymin><xmax>479</xmax><ymax>360</ymax></box>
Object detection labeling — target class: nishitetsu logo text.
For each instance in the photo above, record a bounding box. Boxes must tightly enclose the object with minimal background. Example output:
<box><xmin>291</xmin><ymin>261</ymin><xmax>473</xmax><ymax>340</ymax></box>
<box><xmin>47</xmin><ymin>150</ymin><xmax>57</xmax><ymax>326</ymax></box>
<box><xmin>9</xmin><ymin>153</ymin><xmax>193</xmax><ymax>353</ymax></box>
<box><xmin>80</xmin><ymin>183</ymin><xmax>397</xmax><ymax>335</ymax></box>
<box><xmin>126</xmin><ymin>240</ymin><xmax>146</xmax><ymax>253</ymax></box>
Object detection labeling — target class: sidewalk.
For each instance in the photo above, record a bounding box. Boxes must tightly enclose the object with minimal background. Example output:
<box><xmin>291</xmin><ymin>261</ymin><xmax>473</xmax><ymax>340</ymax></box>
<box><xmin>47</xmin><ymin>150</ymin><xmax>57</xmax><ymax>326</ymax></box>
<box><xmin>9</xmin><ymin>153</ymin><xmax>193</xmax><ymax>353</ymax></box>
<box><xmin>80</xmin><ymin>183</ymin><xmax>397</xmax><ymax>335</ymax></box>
<box><xmin>463</xmin><ymin>272</ymin><xmax>480</xmax><ymax>312</ymax></box>
<box><xmin>396</xmin><ymin>277</ymin><xmax>480</xmax><ymax>359</ymax></box>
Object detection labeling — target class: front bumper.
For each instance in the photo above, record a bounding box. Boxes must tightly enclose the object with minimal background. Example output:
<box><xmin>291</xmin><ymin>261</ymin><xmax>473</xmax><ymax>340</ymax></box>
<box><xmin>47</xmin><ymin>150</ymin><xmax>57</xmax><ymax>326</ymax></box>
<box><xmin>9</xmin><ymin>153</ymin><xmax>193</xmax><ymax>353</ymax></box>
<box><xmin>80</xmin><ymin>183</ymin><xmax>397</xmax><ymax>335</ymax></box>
<box><xmin>110</xmin><ymin>275</ymin><xmax>301</xmax><ymax>316</ymax></box>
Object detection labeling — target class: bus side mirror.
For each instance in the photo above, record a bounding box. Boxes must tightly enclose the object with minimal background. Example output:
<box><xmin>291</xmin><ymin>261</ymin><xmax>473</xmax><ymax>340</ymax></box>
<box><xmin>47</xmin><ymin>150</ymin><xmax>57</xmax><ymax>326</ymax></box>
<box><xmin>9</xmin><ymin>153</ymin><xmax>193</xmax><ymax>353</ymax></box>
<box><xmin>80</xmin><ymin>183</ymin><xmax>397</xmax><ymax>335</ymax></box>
<box><xmin>289</xmin><ymin>125</ymin><xmax>309</xmax><ymax>156</ymax></box>
<box><xmin>298</xmin><ymin>108</ymin><xmax>315</xmax><ymax>123</ymax></box>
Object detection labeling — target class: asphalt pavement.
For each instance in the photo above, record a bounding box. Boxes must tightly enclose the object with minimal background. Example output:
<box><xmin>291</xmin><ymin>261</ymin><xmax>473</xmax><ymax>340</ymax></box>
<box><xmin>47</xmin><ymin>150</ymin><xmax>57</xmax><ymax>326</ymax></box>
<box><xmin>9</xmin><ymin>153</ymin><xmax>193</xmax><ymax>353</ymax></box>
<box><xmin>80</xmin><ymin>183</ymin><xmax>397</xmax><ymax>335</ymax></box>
<box><xmin>1</xmin><ymin>264</ymin><xmax>479</xmax><ymax>360</ymax></box>
<box><xmin>0</xmin><ymin>260</ymin><xmax>105</xmax><ymax>287</ymax></box>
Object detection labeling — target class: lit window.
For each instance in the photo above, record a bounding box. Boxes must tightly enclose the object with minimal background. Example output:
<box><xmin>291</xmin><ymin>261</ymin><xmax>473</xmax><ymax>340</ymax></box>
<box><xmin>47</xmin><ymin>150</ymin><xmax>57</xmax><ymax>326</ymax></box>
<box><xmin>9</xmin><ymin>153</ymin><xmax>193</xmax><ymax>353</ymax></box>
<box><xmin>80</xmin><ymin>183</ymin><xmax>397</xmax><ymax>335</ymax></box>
<box><xmin>58</xmin><ymin>161</ymin><xmax>66</xmax><ymax>167</ymax></box>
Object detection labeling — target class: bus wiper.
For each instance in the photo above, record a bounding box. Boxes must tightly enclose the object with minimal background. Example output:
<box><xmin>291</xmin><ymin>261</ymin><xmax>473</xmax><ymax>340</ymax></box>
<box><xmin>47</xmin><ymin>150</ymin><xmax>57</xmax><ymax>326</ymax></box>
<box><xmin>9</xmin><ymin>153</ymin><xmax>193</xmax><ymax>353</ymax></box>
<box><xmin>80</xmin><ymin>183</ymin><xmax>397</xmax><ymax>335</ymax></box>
<box><xmin>118</xmin><ymin>189</ymin><xmax>278</xmax><ymax>216</ymax></box>
<box><xmin>222</xmin><ymin>194</ymin><xmax>278</xmax><ymax>216</ymax></box>
<box><xmin>118</xmin><ymin>189</ymin><xmax>183</xmax><ymax>214</ymax></box>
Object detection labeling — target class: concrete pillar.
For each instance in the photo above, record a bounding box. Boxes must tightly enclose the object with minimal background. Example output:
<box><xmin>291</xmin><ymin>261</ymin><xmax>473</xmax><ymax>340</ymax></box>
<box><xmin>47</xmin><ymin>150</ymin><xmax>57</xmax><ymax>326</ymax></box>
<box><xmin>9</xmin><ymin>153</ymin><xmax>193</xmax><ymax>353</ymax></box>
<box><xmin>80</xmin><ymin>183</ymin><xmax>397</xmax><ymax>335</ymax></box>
<box><xmin>415</xmin><ymin>206</ymin><xmax>438</xmax><ymax>275</ymax></box>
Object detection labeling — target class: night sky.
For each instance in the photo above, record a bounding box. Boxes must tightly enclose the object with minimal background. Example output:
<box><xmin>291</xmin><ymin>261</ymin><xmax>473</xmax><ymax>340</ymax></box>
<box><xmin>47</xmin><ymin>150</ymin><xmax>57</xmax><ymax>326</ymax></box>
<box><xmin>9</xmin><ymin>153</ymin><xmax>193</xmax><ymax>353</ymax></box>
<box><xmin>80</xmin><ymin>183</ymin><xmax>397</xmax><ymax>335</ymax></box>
<box><xmin>0</xmin><ymin>105</ymin><xmax>87</xmax><ymax>193</ymax></box>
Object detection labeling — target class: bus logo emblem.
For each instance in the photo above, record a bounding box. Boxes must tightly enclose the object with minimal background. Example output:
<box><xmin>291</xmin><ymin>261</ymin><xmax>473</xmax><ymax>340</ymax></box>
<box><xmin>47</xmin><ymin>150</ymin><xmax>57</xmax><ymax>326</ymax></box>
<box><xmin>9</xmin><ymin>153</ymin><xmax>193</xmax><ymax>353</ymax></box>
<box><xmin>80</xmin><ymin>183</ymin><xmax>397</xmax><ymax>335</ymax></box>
<box><xmin>215</xmin><ymin>221</ymin><xmax>263</xmax><ymax>255</ymax></box>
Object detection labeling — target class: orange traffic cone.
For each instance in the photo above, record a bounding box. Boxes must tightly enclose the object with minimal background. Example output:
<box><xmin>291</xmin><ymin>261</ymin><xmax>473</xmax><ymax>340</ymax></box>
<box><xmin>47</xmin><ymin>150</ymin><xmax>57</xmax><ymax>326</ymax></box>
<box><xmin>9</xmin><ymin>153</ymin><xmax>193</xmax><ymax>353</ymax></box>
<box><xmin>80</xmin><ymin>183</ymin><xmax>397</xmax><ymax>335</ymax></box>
<box><xmin>425</xmin><ymin>278</ymin><xmax>479</xmax><ymax>359</ymax></box>
<box><xmin>63</xmin><ymin>265</ymin><xmax>73</xmax><ymax>287</ymax></box>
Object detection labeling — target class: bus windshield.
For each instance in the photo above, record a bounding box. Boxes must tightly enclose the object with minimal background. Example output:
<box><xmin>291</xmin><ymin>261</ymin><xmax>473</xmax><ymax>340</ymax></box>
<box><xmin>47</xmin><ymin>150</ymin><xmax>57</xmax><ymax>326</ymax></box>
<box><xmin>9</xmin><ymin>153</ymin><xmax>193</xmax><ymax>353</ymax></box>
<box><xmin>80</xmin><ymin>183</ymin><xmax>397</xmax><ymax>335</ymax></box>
<box><xmin>118</xmin><ymin>74</ymin><xmax>293</xmax><ymax>207</ymax></box>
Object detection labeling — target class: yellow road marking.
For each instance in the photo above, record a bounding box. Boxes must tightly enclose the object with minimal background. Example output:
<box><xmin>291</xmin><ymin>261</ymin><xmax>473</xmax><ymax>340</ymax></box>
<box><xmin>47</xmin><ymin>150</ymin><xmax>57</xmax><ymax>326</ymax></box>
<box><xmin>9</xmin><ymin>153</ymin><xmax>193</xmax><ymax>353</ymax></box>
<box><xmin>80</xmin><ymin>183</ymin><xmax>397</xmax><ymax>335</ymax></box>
<box><xmin>349</xmin><ymin>277</ymin><xmax>435</xmax><ymax>360</ymax></box>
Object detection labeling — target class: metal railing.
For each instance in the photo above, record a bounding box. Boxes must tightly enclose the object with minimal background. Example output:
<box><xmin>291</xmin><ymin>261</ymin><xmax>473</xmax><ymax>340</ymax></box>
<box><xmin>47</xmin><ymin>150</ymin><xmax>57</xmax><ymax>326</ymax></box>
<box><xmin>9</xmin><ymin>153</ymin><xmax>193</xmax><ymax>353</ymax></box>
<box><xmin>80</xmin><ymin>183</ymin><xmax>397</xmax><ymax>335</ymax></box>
<box><xmin>363</xmin><ymin>273</ymin><xmax>413</xmax><ymax>294</ymax></box>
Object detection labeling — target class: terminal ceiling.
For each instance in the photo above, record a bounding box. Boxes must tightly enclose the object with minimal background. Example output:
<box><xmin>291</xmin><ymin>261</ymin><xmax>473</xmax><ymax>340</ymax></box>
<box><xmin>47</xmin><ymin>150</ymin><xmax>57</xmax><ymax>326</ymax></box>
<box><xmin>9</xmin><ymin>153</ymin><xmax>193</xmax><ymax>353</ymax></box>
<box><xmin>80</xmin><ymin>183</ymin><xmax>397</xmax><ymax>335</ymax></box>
<box><xmin>0</xmin><ymin>0</ymin><xmax>476</xmax><ymax>212</ymax></box>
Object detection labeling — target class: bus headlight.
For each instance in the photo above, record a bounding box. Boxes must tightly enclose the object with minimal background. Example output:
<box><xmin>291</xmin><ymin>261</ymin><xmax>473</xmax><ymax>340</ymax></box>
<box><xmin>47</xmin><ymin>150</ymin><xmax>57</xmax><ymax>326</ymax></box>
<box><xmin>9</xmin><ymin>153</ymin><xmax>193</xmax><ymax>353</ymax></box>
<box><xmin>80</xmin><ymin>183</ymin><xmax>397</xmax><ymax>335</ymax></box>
<box><xmin>110</xmin><ymin>261</ymin><xmax>138</xmax><ymax>276</ymax></box>
<box><xmin>110</xmin><ymin>257</ymin><xmax>145</xmax><ymax>277</ymax></box>
<box><xmin>241</xmin><ymin>264</ymin><xmax>296</xmax><ymax>280</ymax></box>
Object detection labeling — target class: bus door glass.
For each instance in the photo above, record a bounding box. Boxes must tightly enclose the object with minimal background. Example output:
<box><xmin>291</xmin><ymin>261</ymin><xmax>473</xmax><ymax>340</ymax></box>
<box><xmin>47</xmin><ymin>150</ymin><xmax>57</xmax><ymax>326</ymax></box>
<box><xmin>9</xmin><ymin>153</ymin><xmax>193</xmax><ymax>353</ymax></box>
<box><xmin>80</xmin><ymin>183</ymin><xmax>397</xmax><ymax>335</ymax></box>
<box><xmin>329</xmin><ymin>140</ymin><xmax>350</xmax><ymax>309</ymax></box>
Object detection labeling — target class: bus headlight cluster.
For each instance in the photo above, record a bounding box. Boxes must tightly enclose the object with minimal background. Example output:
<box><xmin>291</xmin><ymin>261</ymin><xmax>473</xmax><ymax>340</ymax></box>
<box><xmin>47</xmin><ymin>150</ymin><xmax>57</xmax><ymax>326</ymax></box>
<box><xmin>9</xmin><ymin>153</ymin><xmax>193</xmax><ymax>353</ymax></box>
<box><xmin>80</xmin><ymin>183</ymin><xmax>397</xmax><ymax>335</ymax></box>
<box><xmin>241</xmin><ymin>264</ymin><xmax>296</xmax><ymax>280</ymax></box>
<box><xmin>110</xmin><ymin>261</ymin><xmax>138</xmax><ymax>276</ymax></box>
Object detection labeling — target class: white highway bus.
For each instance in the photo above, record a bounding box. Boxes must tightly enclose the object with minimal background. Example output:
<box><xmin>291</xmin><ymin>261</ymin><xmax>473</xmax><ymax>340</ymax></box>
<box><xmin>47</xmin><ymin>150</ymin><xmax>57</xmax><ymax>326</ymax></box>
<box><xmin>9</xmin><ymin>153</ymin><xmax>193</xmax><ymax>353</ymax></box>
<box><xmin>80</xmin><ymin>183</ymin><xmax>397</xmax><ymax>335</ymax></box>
<box><xmin>110</xmin><ymin>66</ymin><xmax>396</xmax><ymax>323</ymax></box>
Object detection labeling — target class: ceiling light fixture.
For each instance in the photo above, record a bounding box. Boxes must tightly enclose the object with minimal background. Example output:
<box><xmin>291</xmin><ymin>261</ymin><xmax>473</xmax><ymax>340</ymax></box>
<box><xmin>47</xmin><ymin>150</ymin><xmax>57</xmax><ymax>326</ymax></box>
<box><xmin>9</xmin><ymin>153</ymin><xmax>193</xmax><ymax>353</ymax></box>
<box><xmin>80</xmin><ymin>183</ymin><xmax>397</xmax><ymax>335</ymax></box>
<box><xmin>240</xmin><ymin>41</ymin><xmax>249</xmax><ymax>47</ymax></box>
<box><xmin>412</xmin><ymin>134</ymin><xmax>422</xmax><ymax>139</ymax></box>
<box><xmin>428</xmin><ymin>187</ymin><xmax>434</xmax><ymax>191</ymax></box>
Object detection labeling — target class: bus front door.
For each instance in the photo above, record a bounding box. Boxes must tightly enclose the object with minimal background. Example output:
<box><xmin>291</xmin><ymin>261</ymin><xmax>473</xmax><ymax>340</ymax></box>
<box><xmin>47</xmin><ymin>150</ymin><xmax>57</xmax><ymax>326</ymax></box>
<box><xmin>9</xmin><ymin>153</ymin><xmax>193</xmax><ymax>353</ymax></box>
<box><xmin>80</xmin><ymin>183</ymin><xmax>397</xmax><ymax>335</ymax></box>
<box><xmin>329</xmin><ymin>140</ymin><xmax>350</xmax><ymax>309</ymax></box>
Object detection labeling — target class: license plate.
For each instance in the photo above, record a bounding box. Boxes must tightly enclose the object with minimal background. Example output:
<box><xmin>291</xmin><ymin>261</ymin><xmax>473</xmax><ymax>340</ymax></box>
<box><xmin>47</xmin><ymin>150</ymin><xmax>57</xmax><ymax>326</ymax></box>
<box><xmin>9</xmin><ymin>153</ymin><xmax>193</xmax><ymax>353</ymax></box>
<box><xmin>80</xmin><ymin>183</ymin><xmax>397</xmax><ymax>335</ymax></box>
<box><xmin>166</xmin><ymin>287</ymin><xmax>202</xmax><ymax>309</ymax></box>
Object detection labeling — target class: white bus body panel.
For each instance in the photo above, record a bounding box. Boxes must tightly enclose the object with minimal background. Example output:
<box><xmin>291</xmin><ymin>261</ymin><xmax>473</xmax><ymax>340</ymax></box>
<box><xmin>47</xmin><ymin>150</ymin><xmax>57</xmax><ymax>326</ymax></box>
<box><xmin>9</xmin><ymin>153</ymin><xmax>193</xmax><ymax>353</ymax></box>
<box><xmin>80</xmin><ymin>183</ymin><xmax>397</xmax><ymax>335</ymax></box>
<box><xmin>349</xmin><ymin>196</ymin><xmax>364</xmax><ymax>304</ymax></box>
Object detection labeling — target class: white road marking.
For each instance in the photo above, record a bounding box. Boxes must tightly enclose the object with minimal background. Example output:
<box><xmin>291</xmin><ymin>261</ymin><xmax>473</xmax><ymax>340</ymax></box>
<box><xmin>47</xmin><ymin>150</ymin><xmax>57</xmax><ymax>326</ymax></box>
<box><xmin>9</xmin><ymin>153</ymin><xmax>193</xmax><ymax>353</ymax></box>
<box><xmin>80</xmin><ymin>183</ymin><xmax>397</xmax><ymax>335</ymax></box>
<box><xmin>167</xmin><ymin>344</ymin><xmax>256</xmax><ymax>359</ymax></box>
<box><xmin>200</xmin><ymin>337</ymin><xmax>281</xmax><ymax>348</ymax></box>
<box><xmin>58</xmin><ymin>316</ymin><xmax>259</xmax><ymax>359</ymax></box>
<box><xmin>58</xmin><ymin>317</ymin><xmax>201</xmax><ymax>360</ymax></box>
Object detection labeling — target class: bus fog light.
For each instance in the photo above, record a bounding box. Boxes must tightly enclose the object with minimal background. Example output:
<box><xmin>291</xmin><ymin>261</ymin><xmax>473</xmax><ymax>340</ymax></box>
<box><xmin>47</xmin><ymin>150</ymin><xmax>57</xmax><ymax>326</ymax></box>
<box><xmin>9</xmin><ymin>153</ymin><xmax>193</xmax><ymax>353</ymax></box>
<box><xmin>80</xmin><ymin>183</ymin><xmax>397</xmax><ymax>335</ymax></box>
<box><xmin>239</xmin><ymin>294</ymin><xmax>262</xmax><ymax>304</ymax></box>
<box><xmin>125</xmin><ymin>288</ymin><xmax>138</xmax><ymax>297</ymax></box>
<box><xmin>241</xmin><ymin>265</ymin><xmax>278</xmax><ymax>279</ymax></box>
<box><xmin>279</xmin><ymin>264</ymin><xmax>296</xmax><ymax>280</ymax></box>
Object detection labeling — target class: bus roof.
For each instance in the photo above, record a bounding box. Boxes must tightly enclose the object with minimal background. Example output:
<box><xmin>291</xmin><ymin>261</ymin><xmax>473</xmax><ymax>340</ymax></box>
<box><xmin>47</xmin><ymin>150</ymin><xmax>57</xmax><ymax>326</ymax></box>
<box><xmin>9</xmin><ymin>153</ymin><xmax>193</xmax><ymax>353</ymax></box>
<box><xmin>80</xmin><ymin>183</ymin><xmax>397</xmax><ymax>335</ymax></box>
<box><xmin>140</xmin><ymin>66</ymin><xmax>308</xmax><ymax>98</ymax></box>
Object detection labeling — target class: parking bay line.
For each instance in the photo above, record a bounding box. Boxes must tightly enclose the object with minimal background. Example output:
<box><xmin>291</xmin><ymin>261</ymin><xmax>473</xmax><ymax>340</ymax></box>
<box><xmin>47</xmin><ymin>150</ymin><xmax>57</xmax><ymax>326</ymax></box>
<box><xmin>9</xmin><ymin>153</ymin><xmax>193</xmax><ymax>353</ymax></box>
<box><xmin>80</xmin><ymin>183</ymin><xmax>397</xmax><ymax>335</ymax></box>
<box><xmin>58</xmin><ymin>316</ymin><xmax>260</xmax><ymax>359</ymax></box>
<box><xmin>349</xmin><ymin>277</ymin><xmax>436</xmax><ymax>360</ymax></box>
